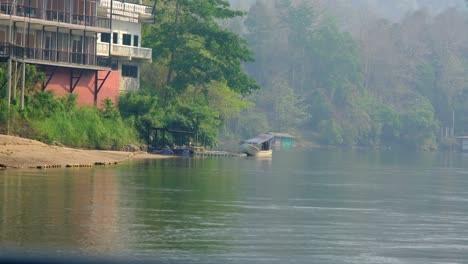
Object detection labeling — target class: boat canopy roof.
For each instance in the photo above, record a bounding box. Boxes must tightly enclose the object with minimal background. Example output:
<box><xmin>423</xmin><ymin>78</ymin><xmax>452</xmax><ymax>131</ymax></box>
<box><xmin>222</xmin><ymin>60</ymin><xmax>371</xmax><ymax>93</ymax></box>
<box><xmin>244</xmin><ymin>134</ymin><xmax>274</xmax><ymax>144</ymax></box>
<box><xmin>267</xmin><ymin>132</ymin><xmax>295</xmax><ymax>138</ymax></box>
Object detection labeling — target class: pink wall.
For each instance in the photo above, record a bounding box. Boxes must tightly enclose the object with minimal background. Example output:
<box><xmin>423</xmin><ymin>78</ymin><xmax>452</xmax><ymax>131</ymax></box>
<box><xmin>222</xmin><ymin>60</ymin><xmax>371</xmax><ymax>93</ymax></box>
<box><xmin>41</xmin><ymin>67</ymin><xmax>120</xmax><ymax>107</ymax></box>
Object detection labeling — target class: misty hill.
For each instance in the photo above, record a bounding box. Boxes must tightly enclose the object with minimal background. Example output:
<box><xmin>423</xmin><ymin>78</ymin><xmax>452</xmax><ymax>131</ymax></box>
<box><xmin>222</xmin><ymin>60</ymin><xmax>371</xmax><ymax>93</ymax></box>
<box><xmin>228</xmin><ymin>0</ymin><xmax>256</xmax><ymax>10</ymax></box>
<box><xmin>223</xmin><ymin>0</ymin><xmax>468</xmax><ymax>150</ymax></box>
<box><xmin>334</xmin><ymin>0</ymin><xmax>466</xmax><ymax>21</ymax></box>
<box><xmin>229</xmin><ymin>0</ymin><xmax>466</xmax><ymax>20</ymax></box>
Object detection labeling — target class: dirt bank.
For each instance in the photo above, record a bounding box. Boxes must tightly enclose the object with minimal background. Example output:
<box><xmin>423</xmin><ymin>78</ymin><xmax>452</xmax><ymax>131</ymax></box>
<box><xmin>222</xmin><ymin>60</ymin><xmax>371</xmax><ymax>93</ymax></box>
<box><xmin>0</xmin><ymin>135</ymin><xmax>169</xmax><ymax>169</ymax></box>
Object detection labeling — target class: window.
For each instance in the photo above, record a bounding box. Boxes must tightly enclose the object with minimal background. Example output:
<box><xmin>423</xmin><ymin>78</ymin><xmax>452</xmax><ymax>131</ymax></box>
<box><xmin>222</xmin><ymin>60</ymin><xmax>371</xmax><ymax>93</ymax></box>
<box><xmin>122</xmin><ymin>34</ymin><xmax>132</xmax><ymax>46</ymax></box>
<box><xmin>111</xmin><ymin>61</ymin><xmax>119</xmax><ymax>71</ymax></box>
<box><xmin>133</xmin><ymin>35</ymin><xmax>139</xmax><ymax>47</ymax></box>
<box><xmin>101</xmin><ymin>33</ymin><xmax>110</xmax><ymax>43</ymax></box>
<box><xmin>113</xmin><ymin>32</ymin><xmax>118</xmax><ymax>44</ymax></box>
<box><xmin>122</xmin><ymin>64</ymin><xmax>138</xmax><ymax>78</ymax></box>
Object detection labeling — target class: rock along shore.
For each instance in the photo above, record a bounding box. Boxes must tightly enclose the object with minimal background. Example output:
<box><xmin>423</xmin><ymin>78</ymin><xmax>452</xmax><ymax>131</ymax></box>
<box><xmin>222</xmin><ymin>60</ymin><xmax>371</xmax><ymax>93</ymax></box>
<box><xmin>0</xmin><ymin>135</ymin><xmax>169</xmax><ymax>169</ymax></box>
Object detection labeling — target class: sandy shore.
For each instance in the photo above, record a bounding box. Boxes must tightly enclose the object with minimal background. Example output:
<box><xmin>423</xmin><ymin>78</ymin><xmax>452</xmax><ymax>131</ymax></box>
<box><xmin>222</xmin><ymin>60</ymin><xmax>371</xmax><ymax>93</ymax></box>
<box><xmin>0</xmin><ymin>135</ymin><xmax>170</xmax><ymax>169</ymax></box>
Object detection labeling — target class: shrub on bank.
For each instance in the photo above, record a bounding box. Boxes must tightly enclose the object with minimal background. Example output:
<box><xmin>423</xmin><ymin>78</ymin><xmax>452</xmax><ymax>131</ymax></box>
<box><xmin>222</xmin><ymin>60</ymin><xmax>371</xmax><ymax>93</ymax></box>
<box><xmin>1</xmin><ymin>92</ymin><xmax>139</xmax><ymax>150</ymax></box>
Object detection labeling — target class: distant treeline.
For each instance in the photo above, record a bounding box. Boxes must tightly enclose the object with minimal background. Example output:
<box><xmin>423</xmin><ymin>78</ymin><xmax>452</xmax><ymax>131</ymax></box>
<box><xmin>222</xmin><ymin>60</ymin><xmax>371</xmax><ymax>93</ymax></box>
<box><xmin>227</xmin><ymin>0</ymin><xmax>468</xmax><ymax>150</ymax></box>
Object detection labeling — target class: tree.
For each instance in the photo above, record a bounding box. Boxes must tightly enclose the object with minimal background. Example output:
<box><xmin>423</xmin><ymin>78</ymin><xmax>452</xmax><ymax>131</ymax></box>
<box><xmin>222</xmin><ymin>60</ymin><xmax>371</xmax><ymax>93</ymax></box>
<box><xmin>144</xmin><ymin>0</ymin><xmax>259</xmax><ymax>97</ymax></box>
<box><xmin>256</xmin><ymin>77</ymin><xmax>309</xmax><ymax>132</ymax></box>
<box><xmin>244</xmin><ymin>0</ymin><xmax>364</xmax><ymax>139</ymax></box>
<box><xmin>400</xmin><ymin>97</ymin><xmax>439</xmax><ymax>150</ymax></box>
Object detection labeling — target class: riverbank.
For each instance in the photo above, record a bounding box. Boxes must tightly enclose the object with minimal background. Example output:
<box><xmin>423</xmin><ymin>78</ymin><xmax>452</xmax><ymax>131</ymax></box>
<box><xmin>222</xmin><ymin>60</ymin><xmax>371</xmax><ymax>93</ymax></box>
<box><xmin>0</xmin><ymin>135</ymin><xmax>170</xmax><ymax>169</ymax></box>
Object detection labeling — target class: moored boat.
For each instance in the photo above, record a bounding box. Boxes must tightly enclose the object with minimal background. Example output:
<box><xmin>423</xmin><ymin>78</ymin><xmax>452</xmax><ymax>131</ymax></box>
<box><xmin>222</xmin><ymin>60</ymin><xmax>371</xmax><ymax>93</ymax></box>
<box><xmin>240</xmin><ymin>134</ymin><xmax>274</xmax><ymax>157</ymax></box>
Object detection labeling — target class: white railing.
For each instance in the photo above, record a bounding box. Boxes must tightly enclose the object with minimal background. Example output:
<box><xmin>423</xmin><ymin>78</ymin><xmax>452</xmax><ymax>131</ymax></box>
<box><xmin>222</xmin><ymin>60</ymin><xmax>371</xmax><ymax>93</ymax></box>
<box><xmin>112</xmin><ymin>44</ymin><xmax>132</xmax><ymax>56</ymax></box>
<box><xmin>97</xmin><ymin>42</ymin><xmax>109</xmax><ymax>56</ymax></box>
<box><xmin>132</xmin><ymin>46</ymin><xmax>152</xmax><ymax>59</ymax></box>
<box><xmin>99</xmin><ymin>0</ymin><xmax>153</xmax><ymax>15</ymax></box>
<box><xmin>97</xmin><ymin>42</ymin><xmax>152</xmax><ymax>60</ymax></box>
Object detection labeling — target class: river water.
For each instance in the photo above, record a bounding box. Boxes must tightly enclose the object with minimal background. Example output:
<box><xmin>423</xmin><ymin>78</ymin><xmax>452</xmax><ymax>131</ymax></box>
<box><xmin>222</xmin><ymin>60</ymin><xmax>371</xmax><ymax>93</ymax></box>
<box><xmin>1</xmin><ymin>149</ymin><xmax>468</xmax><ymax>263</ymax></box>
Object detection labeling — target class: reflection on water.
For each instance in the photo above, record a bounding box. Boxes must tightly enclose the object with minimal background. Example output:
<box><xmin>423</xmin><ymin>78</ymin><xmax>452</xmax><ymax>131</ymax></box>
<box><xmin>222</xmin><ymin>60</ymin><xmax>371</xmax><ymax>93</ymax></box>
<box><xmin>0</xmin><ymin>168</ymin><xmax>122</xmax><ymax>253</ymax></box>
<box><xmin>1</xmin><ymin>150</ymin><xmax>468</xmax><ymax>263</ymax></box>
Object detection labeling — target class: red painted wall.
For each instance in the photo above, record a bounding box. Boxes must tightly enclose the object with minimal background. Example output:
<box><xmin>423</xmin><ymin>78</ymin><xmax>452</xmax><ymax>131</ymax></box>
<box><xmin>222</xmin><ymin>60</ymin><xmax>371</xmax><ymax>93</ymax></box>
<box><xmin>42</xmin><ymin>67</ymin><xmax>120</xmax><ymax>107</ymax></box>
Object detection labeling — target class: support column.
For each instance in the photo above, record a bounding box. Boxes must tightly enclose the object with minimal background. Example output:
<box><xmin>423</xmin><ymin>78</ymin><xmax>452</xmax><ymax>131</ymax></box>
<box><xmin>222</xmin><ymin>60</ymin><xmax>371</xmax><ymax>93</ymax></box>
<box><xmin>94</xmin><ymin>70</ymin><xmax>98</xmax><ymax>106</ymax></box>
<box><xmin>21</xmin><ymin>61</ymin><xmax>25</xmax><ymax>110</ymax></box>
<box><xmin>94</xmin><ymin>70</ymin><xmax>112</xmax><ymax>107</ymax></box>
<box><xmin>94</xmin><ymin>32</ymin><xmax>97</xmax><ymax>65</ymax></box>
<box><xmin>13</xmin><ymin>22</ymin><xmax>16</xmax><ymax>45</ymax></box>
<box><xmin>70</xmin><ymin>68</ymin><xmax>73</xmax><ymax>93</ymax></box>
<box><xmin>109</xmin><ymin>0</ymin><xmax>113</xmax><ymax>58</ymax></box>
<box><xmin>27</xmin><ymin>3</ymin><xmax>31</xmax><ymax>58</ymax></box>
<box><xmin>83</xmin><ymin>0</ymin><xmax>87</xmax><ymax>64</ymax></box>
<box><xmin>110</xmin><ymin>0</ymin><xmax>113</xmax><ymax>30</ymax></box>
<box><xmin>55</xmin><ymin>26</ymin><xmax>59</xmax><ymax>62</ymax></box>
<box><xmin>41</xmin><ymin>25</ymin><xmax>45</xmax><ymax>60</ymax></box>
<box><xmin>84</xmin><ymin>0</ymin><xmax>87</xmax><ymax>25</ymax></box>
<box><xmin>7</xmin><ymin>58</ymin><xmax>12</xmax><ymax>108</ymax></box>
<box><xmin>68</xmin><ymin>29</ymin><xmax>72</xmax><ymax>63</ymax></box>
<box><xmin>13</xmin><ymin>60</ymin><xmax>17</xmax><ymax>100</ymax></box>
<box><xmin>83</xmin><ymin>29</ymin><xmax>86</xmax><ymax>64</ymax></box>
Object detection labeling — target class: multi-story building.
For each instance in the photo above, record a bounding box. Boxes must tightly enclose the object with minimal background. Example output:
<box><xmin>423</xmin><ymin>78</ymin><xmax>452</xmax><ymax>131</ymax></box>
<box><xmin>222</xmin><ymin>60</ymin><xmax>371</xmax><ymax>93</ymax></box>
<box><xmin>0</xmin><ymin>0</ymin><xmax>153</xmax><ymax>107</ymax></box>
<box><xmin>97</xmin><ymin>0</ymin><xmax>153</xmax><ymax>93</ymax></box>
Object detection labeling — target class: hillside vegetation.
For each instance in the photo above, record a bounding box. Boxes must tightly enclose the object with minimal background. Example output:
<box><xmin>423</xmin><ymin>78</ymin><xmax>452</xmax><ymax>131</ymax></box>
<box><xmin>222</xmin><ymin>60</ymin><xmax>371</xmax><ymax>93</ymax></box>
<box><xmin>2</xmin><ymin>0</ymin><xmax>468</xmax><ymax>151</ymax></box>
<box><xmin>224</xmin><ymin>0</ymin><xmax>468</xmax><ymax>150</ymax></box>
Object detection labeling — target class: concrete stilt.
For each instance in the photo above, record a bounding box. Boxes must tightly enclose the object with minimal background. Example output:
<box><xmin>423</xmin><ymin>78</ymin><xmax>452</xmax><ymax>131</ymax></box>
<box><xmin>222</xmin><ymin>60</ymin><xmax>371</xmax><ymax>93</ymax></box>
<box><xmin>7</xmin><ymin>58</ymin><xmax>12</xmax><ymax>108</ymax></box>
<box><xmin>21</xmin><ymin>61</ymin><xmax>25</xmax><ymax>110</ymax></box>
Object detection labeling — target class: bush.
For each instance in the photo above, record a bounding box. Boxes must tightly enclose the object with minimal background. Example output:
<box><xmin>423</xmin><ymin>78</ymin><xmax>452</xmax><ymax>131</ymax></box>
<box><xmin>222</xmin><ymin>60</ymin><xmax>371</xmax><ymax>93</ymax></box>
<box><xmin>318</xmin><ymin>119</ymin><xmax>344</xmax><ymax>145</ymax></box>
<box><xmin>1</xmin><ymin>92</ymin><xmax>138</xmax><ymax>150</ymax></box>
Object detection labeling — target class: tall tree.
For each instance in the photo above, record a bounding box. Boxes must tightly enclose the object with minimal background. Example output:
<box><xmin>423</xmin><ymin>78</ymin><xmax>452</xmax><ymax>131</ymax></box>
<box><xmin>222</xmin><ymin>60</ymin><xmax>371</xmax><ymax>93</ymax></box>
<box><xmin>144</xmin><ymin>0</ymin><xmax>259</xmax><ymax>97</ymax></box>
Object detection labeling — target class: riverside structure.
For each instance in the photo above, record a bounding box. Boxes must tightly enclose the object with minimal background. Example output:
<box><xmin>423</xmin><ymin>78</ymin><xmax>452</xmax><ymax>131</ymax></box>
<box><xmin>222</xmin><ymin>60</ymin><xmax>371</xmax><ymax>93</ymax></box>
<box><xmin>0</xmin><ymin>0</ymin><xmax>154</xmax><ymax>107</ymax></box>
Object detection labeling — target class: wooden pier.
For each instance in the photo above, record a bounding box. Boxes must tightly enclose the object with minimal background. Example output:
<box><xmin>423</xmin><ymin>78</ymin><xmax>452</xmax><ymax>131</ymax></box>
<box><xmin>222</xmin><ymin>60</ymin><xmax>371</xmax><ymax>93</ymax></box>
<box><xmin>193</xmin><ymin>151</ymin><xmax>247</xmax><ymax>157</ymax></box>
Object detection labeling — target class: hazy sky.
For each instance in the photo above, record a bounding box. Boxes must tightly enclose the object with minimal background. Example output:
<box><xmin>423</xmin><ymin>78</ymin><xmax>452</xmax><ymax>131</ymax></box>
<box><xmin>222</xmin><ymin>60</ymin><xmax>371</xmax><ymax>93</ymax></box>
<box><xmin>351</xmin><ymin>0</ymin><xmax>466</xmax><ymax>20</ymax></box>
<box><xmin>228</xmin><ymin>0</ymin><xmax>466</xmax><ymax>20</ymax></box>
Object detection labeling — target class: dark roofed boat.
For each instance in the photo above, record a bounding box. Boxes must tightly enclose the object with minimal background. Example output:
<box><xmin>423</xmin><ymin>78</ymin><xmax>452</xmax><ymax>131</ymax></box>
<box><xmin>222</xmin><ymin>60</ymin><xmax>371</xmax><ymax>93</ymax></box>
<box><xmin>240</xmin><ymin>133</ymin><xmax>274</xmax><ymax>157</ymax></box>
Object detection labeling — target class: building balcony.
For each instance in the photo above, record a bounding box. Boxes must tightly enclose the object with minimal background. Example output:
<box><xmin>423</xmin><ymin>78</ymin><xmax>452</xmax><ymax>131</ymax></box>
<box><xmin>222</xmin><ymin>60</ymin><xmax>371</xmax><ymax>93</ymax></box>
<box><xmin>0</xmin><ymin>43</ymin><xmax>111</xmax><ymax>69</ymax></box>
<box><xmin>97</xmin><ymin>42</ymin><xmax>152</xmax><ymax>61</ymax></box>
<box><xmin>0</xmin><ymin>3</ymin><xmax>111</xmax><ymax>31</ymax></box>
<box><xmin>98</xmin><ymin>0</ymin><xmax>154</xmax><ymax>22</ymax></box>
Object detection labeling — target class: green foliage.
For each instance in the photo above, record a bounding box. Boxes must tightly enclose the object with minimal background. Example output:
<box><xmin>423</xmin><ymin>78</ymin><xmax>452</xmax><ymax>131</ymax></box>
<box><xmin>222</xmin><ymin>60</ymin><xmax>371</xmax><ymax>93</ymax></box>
<box><xmin>2</xmin><ymin>0</ymin><xmax>457</xmax><ymax>152</ymax></box>
<box><xmin>224</xmin><ymin>108</ymin><xmax>270</xmax><ymax>142</ymax></box>
<box><xmin>144</xmin><ymin>0</ymin><xmax>259</xmax><ymax>95</ymax></box>
<box><xmin>0</xmin><ymin>99</ymin><xmax>9</xmax><ymax>129</ymax></box>
<box><xmin>25</xmin><ymin>91</ymin><xmax>66</xmax><ymax>119</ymax></box>
<box><xmin>25</xmin><ymin>64</ymin><xmax>46</xmax><ymax>92</ymax></box>
<box><xmin>378</xmin><ymin>107</ymin><xmax>402</xmax><ymax>146</ymax></box>
<box><xmin>0</xmin><ymin>100</ymin><xmax>29</xmax><ymax>136</ymax></box>
<box><xmin>100</xmin><ymin>98</ymin><xmax>121</xmax><ymax>120</ymax></box>
<box><xmin>240</xmin><ymin>0</ymin><xmax>456</xmax><ymax>150</ymax></box>
<box><xmin>1</xmin><ymin>92</ymin><xmax>138</xmax><ymax>150</ymax></box>
<box><xmin>317</xmin><ymin>120</ymin><xmax>344</xmax><ymax>145</ymax></box>
<box><xmin>206</xmin><ymin>81</ymin><xmax>253</xmax><ymax>120</ymax></box>
<box><xmin>136</xmin><ymin>0</ymin><xmax>259</xmax><ymax>148</ymax></box>
<box><xmin>0</xmin><ymin>64</ymin><xmax>45</xmax><ymax>98</ymax></box>
<box><xmin>118</xmin><ymin>84</ymin><xmax>248</xmax><ymax>147</ymax></box>
<box><xmin>255</xmin><ymin>77</ymin><xmax>310</xmax><ymax>132</ymax></box>
<box><xmin>244</xmin><ymin>0</ymin><xmax>364</xmax><ymax>144</ymax></box>
<box><xmin>400</xmin><ymin>98</ymin><xmax>439</xmax><ymax>150</ymax></box>
<box><xmin>118</xmin><ymin>92</ymin><xmax>164</xmax><ymax>143</ymax></box>
<box><xmin>167</xmin><ymin>94</ymin><xmax>221</xmax><ymax>146</ymax></box>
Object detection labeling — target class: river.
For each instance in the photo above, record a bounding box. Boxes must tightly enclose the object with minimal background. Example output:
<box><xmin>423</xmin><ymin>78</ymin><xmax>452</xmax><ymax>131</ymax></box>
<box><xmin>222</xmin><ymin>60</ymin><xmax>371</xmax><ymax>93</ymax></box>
<box><xmin>1</xmin><ymin>149</ymin><xmax>468</xmax><ymax>263</ymax></box>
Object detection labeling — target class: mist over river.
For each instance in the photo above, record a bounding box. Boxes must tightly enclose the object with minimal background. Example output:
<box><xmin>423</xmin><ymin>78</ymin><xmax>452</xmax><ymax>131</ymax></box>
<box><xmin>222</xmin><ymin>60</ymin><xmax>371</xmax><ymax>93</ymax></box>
<box><xmin>1</xmin><ymin>149</ymin><xmax>468</xmax><ymax>263</ymax></box>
